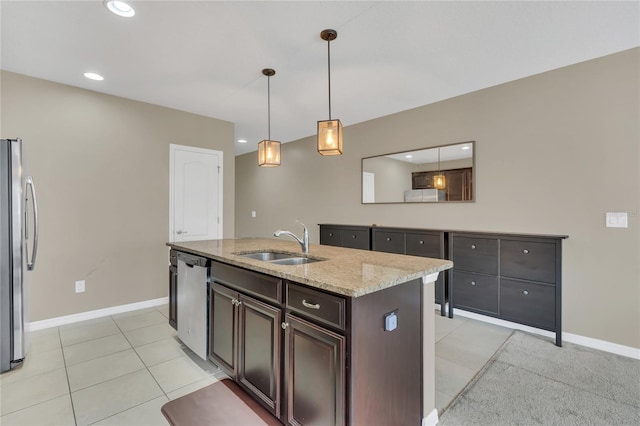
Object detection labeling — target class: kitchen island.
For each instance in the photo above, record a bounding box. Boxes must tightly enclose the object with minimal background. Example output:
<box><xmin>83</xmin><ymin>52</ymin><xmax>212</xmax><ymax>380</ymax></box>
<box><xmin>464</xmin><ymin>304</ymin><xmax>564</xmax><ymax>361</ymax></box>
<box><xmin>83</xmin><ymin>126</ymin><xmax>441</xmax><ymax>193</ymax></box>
<box><xmin>167</xmin><ymin>238</ymin><xmax>452</xmax><ymax>426</ymax></box>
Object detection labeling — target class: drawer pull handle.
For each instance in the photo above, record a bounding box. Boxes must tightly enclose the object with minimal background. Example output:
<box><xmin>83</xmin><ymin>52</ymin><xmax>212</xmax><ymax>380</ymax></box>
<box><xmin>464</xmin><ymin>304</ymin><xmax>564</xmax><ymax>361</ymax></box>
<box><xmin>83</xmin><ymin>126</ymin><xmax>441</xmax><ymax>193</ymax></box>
<box><xmin>302</xmin><ymin>300</ymin><xmax>321</xmax><ymax>310</ymax></box>
<box><xmin>419</xmin><ymin>240</ymin><xmax>424</xmax><ymax>245</ymax></box>
<box><xmin>471</xmin><ymin>244</ymin><xmax>476</xmax><ymax>250</ymax></box>
<box><xmin>281</xmin><ymin>322</ymin><xmax>289</xmax><ymax>329</ymax></box>
<box><xmin>352</xmin><ymin>235</ymin><xmax>357</xmax><ymax>239</ymax></box>
<box><xmin>523</xmin><ymin>290</ymin><xmax>529</xmax><ymax>295</ymax></box>
<box><xmin>523</xmin><ymin>249</ymin><xmax>529</xmax><ymax>254</ymax></box>
<box><xmin>386</xmin><ymin>237</ymin><xmax>391</xmax><ymax>241</ymax></box>
<box><xmin>329</xmin><ymin>233</ymin><xmax>333</xmax><ymax>237</ymax></box>
<box><xmin>470</xmin><ymin>281</ymin><xmax>476</xmax><ymax>286</ymax></box>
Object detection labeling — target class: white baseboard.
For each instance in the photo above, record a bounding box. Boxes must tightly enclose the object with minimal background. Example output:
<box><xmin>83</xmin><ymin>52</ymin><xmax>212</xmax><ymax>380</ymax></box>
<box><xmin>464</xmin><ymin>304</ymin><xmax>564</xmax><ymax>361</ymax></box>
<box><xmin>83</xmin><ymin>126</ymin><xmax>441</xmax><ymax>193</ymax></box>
<box><xmin>28</xmin><ymin>297</ymin><xmax>169</xmax><ymax>331</ymax></box>
<box><xmin>450</xmin><ymin>308</ymin><xmax>640</xmax><ymax>360</ymax></box>
<box><xmin>423</xmin><ymin>408</ymin><xmax>439</xmax><ymax>426</ymax></box>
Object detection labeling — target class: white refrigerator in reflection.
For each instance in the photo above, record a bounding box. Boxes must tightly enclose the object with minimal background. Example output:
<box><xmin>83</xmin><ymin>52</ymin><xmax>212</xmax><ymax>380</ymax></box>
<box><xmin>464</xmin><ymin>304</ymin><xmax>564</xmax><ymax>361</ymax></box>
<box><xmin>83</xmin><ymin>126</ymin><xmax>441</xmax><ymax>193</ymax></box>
<box><xmin>1</xmin><ymin>138</ymin><xmax>39</xmax><ymax>373</ymax></box>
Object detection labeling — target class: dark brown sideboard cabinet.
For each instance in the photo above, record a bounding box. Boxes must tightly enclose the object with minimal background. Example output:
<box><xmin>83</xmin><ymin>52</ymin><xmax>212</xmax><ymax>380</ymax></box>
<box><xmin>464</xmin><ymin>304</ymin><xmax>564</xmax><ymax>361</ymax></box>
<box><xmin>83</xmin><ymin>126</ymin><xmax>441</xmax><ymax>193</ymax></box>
<box><xmin>449</xmin><ymin>232</ymin><xmax>565</xmax><ymax>346</ymax></box>
<box><xmin>318</xmin><ymin>224</ymin><xmax>567</xmax><ymax>346</ymax></box>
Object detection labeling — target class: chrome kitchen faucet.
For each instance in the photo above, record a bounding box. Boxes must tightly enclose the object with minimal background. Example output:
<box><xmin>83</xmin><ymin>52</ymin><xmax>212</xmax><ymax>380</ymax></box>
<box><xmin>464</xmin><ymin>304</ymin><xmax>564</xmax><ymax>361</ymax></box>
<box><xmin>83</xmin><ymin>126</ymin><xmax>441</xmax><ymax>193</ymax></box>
<box><xmin>274</xmin><ymin>220</ymin><xmax>309</xmax><ymax>254</ymax></box>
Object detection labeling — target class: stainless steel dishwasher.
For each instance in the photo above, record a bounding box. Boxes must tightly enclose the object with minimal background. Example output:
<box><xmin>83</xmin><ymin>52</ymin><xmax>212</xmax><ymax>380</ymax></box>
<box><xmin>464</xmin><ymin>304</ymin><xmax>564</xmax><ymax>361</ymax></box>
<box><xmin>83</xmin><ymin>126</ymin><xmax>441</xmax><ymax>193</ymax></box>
<box><xmin>176</xmin><ymin>252</ymin><xmax>209</xmax><ymax>360</ymax></box>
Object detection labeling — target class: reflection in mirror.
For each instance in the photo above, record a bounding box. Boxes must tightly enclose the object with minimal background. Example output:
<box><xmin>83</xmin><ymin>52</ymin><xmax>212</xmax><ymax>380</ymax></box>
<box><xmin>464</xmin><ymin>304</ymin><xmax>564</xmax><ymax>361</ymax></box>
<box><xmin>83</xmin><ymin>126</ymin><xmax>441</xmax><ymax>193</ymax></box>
<box><xmin>362</xmin><ymin>141</ymin><xmax>474</xmax><ymax>203</ymax></box>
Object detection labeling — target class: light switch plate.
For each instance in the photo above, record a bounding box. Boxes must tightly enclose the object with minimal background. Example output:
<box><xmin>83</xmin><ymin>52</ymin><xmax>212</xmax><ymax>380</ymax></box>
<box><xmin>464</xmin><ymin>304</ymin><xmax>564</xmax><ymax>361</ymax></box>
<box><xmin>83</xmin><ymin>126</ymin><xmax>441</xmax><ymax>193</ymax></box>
<box><xmin>75</xmin><ymin>280</ymin><xmax>86</xmax><ymax>293</ymax></box>
<box><xmin>606</xmin><ymin>212</ymin><xmax>628</xmax><ymax>228</ymax></box>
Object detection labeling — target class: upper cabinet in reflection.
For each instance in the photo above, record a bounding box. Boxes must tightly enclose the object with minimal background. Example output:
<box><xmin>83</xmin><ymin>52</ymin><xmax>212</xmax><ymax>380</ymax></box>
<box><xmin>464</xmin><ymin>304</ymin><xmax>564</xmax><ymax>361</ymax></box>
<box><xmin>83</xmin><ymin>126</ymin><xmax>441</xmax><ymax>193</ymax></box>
<box><xmin>362</xmin><ymin>141</ymin><xmax>475</xmax><ymax>204</ymax></box>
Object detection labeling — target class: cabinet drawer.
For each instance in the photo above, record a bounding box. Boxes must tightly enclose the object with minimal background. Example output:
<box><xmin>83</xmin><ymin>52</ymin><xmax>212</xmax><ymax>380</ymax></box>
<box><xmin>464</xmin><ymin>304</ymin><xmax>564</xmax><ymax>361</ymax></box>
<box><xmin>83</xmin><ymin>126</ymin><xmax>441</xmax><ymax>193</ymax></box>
<box><xmin>500</xmin><ymin>279</ymin><xmax>556</xmax><ymax>330</ymax></box>
<box><xmin>342</xmin><ymin>228</ymin><xmax>370</xmax><ymax>250</ymax></box>
<box><xmin>373</xmin><ymin>231</ymin><xmax>405</xmax><ymax>254</ymax></box>
<box><xmin>405</xmin><ymin>233</ymin><xmax>442</xmax><ymax>258</ymax></box>
<box><xmin>451</xmin><ymin>236</ymin><xmax>498</xmax><ymax>275</ymax></box>
<box><xmin>452</xmin><ymin>271</ymin><xmax>498</xmax><ymax>314</ymax></box>
<box><xmin>320</xmin><ymin>227</ymin><xmax>343</xmax><ymax>247</ymax></box>
<box><xmin>211</xmin><ymin>262</ymin><xmax>282</xmax><ymax>304</ymax></box>
<box><xmin>286</xmin><ymin>283</ymin><xmax>346</xmax><ymax>330</ymax></box>
<box><xmin>501</xmin><ymin>240</ymin><xmax>556</xmax><ymax>284</ymax></box>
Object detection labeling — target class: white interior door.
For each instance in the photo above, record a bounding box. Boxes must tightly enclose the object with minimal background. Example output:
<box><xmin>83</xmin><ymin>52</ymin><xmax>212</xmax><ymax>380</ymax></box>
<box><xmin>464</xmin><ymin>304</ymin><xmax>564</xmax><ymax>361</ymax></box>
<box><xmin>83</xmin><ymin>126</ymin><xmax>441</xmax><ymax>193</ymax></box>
<box><xmin>170</xmin><ymin>144</ymin><xmax>223</xmax><ymax>242</ymax></box>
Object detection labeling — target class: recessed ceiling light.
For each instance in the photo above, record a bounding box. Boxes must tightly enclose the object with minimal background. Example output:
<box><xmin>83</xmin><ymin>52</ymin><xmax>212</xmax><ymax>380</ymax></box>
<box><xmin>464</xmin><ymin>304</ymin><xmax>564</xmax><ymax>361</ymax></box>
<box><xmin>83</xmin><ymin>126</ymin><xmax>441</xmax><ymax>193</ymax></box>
<box><xmin>461</xmin><ymin>146</ymin><xmax>470</xmax><ymax>150</ymax></box>
<box><xmin>238</xmin><ymin>139</ymin><xmax>247</xmax><ymax>144</ymax></box>
<box><xmin>84</xmin><ymin>72</ymin><xmax>104</xmax><ymax>81</ymax></box>
<box><xmin>405</xmin><ymin>154</ymin><xmax>413</xmax><ymax>158</ymax></box>
<box><xmin>105</xmin><ymin>1</ymin><xmax>135</xmax><ymax>18</ymax></box>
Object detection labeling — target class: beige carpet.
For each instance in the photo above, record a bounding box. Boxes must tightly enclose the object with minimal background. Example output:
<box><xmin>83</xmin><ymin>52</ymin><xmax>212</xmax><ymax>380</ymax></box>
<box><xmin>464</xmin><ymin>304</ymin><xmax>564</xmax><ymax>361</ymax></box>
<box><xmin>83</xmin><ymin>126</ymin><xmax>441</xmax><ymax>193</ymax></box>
<box><xmin>439</xmin><ymin>331</ymin><xmax>640</xmax><ymax>426</ymax></box>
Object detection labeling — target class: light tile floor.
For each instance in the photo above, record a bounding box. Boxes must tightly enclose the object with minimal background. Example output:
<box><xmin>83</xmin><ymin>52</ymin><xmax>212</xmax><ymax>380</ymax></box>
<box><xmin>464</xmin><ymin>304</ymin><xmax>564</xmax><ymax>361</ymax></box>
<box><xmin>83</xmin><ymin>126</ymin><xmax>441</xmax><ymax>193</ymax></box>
<box><xmin>0</xmin><ymin>306</ymin><xmax>510</xmax><ymax>425</ymax></box>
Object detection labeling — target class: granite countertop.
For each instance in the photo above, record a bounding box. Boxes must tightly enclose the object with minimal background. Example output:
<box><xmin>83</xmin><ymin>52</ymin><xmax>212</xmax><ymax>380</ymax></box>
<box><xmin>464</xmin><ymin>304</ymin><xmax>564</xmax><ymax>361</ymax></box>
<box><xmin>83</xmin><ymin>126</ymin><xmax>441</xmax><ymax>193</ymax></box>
<box><xmin>167</xmin><ymin>238</ymin><xmax>452</xmax><ymax>298</ymax></box>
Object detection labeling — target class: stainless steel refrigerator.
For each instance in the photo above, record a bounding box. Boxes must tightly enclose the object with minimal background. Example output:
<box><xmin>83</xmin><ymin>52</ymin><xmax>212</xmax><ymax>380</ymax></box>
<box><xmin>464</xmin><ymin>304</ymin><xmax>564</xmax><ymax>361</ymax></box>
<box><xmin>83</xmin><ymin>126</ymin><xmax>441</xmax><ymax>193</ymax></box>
<box><xmin>1</xmin><ymin>138</ymin><xmax>39</xmax><ymax>373</ymax></box>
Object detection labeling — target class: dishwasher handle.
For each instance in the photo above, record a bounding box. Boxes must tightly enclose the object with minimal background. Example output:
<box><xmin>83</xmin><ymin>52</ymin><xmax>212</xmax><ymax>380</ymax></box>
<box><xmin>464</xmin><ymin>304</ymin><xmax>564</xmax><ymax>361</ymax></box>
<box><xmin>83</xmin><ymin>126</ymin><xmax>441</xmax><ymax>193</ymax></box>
<box><xmin>176</xmin><ymin>252</ymin><xmax>209</xmax><ymax>268</ymax></box>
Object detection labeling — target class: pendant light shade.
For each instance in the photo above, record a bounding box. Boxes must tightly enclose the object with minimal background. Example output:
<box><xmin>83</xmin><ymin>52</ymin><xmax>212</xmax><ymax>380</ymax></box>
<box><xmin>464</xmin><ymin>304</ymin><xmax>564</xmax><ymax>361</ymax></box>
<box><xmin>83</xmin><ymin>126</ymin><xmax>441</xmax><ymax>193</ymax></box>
<box><xmin>258</xmin><ymin>68</ymin><xmax>281</xmax><ymax>167</ymax></box>
<box><xmin>433</xmin><ymin>148</ymin><xmax>446</xmax><ymax>189</ymax></box>
<box><xmin>317</xmin><ymin>29</ymin><xmax>343</xmax><ymax>156</ymax></box>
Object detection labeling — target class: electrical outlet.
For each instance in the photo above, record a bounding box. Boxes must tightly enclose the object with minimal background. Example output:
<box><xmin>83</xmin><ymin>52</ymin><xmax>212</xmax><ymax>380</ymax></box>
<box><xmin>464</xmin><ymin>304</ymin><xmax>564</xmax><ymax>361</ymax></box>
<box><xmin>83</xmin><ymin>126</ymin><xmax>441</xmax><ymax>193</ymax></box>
<box><xmin>75</xmin><ymin>280</ymin><xmax>85</xmax><ymax>293</ymax></box>
<box><xmin>251</xmin><ymin>211</ymin><xmax>257</xmax><ymax>218</ymax></box>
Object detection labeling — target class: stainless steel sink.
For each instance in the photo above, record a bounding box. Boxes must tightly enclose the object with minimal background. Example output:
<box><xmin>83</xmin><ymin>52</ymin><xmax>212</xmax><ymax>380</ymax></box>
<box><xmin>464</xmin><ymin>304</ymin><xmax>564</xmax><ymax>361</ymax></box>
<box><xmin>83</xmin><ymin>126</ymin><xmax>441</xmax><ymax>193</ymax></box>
<box><xmin>238</xmin><ymin>251</ymin><xmax>293</xmax><ymax>261</ymax></box>
<box><xmin>270</xmin><ymin>257</ymin><xmax>322</xmax><ymax>265</ymax></box>
<box><xmin>236</xmin><ymin>251</ymin><xmax>323</xmax><ymax>265</ymax></box>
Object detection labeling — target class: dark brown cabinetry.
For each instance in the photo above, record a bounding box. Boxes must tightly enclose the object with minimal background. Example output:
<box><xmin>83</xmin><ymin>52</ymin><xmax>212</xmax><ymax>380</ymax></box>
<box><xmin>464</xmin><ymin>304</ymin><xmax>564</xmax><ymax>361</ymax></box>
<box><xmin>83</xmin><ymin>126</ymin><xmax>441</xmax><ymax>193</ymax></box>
<box><xmin>411</xmin><ymin>167</ymin><xmax>472</xmax><ymax>201</ymax></box>
<box><xmin>209</xmin><ymin>274</ymin><xmax>282</xmax><ymax>417</ymax></box>
<box><xmin>206</xmin><ymin>259</ymin><xmax>422</xmax><ymax>426</ymax></box>
<box><xmin>319</xmin><ymin>225</ymin><xmax>370</xmax><ymax>250</ymax></box>
<box><xmin>283</xmin><ymin>313</ymin><xmax>345</xmax><ymax>426</ymax></box>
<box><xmin>320</xmin><ymin>225</ymin><xmax>448</xmax><ymax>313</ymax></box>
<box><xmin>319</xmin><ymin>224</ymin><xmax>567</xmax><ymax>345</ymax></box>
<box><xmin>449</xmin><ymin>233</ymin><xmax>564</xmax><ymax>346</ymax></box>
<box><xmin>168</xmin><ymin>250</ymin><xmax>178</xmax><ymax>330</ymax></box>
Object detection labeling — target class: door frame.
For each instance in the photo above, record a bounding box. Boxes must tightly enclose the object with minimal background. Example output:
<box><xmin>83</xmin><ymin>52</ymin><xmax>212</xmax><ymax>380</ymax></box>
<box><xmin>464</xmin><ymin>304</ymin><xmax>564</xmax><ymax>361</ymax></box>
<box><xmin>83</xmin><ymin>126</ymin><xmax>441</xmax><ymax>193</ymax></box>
<box><xmin>169</xmin><ymin>144</ymin><xmax>224</xmax><ymax>242</ymax></box>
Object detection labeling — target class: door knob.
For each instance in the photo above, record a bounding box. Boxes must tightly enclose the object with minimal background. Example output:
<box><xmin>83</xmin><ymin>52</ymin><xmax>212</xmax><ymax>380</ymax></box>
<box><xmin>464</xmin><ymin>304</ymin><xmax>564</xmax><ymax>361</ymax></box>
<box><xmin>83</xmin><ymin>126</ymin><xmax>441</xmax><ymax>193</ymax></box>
<box><xmin>176</xmin><ymin>230</ymin><xmax>187</xmax><ymax>235</ymax></box>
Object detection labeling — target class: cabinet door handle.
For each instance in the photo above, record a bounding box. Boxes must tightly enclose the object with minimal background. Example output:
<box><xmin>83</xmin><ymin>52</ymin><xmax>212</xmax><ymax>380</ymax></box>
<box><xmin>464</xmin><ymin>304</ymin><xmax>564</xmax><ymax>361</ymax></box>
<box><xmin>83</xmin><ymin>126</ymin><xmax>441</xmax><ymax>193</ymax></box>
<box><xmin>302</xmin><ymin>300</ymin><xmax>321</xmax><ymax>310</ymax></box>
<box><xmin>386</xmin><ymin>237</ymin><xmax>391</xmax><ymax>241</ymax></box>
<box><xmin>419</xmin><ymin>240</ymin><xmax>424</xmax><ymax>244</ymax></box>
<box><xmin>523</xmin><ymin>249</ymin><xmax>529</xmax><ymax>254</ymax></box>
<box><xmin>470</xmin><ymin>281</ymin><xmax>476</xmax><ymax>286</ymax></box>
<box><xmin>230</xmin><ymin>298</ymin><xmax>237</xmax><ymax>305</ymax></box>
<box><xmin>351</xmin><ymin>234</ymin><xmax>357</xmax><ymax>239</ymax></box>
<box><xmin>281</xmin><ymin>322</ymin><xmax>289</xmax><ymax>329</ymax></box>
<box><xmin>329</xmin><ymin>233</ymin><xmax>333</xmax><ymax>237</ymax></box>
<box><xmin>471</xmin><ymin>244</ymin><xmax>476</xmax><ymax>250</ymax></box>
<box><xmin>523</xmin><ymin>290</ymin><xmax>529</xmax><ymax>295</ymax></box>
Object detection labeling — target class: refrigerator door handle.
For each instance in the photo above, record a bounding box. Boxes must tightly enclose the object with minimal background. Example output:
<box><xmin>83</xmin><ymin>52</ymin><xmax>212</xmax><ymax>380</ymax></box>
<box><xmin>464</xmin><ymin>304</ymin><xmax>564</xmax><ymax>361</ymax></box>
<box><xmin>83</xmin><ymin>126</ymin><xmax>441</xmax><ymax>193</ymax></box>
<box><xmin>25</xmin><ymin>176</ymin><xmax>38</xmax><ymax>271</ymax></box>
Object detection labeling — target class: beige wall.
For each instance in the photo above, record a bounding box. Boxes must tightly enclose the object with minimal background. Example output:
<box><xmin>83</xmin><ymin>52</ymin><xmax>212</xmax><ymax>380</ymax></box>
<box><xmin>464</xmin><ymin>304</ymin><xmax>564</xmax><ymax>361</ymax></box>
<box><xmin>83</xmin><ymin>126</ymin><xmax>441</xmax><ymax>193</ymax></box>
<box><xmin>1</xmin><ymin>71</ymin><xmax>235</xmax><ymax>321</ymax></box>
<box><xmin>236</xmin><ymin>48</ymin><xmax>640</xmax><ymax>348</ymax></box>
<box><xmin>363</xmin><ymin>156</ymin><xmax>413</xmax><ymax>202</ymax></box>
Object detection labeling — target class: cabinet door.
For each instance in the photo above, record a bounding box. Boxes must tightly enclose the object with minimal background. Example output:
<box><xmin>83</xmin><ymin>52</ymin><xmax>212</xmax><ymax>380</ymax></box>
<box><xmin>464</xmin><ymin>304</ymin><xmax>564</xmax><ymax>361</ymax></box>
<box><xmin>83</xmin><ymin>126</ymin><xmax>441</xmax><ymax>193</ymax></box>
<box><xmin>319</xmin><ymin>226</ymin><xmax>343</xmax><ymax>247</ymax></box>
<box><xmin>237</xmin><ymin>295</ymin><xmax>281</xmax><ymax>418</ymax></box>
<box><xmin>168</xmin><ymin>265</ymin><xmax>178</xmax><ymax>330</ymax></box>
<box><xmin>284</xmin><ymin>314</ymin><xmax>345</xmax><ymax>426</ymax></box>
<box><xmin>209</xmin><ymin>283</ymin><xmax>238</xmax><ymax>377</ymax></box>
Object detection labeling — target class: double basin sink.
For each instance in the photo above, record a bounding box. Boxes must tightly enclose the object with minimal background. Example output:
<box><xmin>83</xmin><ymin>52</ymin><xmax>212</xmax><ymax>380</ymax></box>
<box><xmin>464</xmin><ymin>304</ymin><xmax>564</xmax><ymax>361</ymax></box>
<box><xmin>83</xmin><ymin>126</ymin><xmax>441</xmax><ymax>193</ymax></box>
<box><xmin>236</xmin><ymin>251</ymin><xmax>323</xmax><ymax>266</ymax></box>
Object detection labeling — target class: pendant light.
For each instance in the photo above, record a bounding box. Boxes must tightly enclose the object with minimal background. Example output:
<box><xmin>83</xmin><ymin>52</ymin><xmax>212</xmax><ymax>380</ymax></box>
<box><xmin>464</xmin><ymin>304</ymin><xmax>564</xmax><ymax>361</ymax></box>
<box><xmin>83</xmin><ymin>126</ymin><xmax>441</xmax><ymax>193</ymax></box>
<box><xmin>317</xmin><ymin>29</ymin><xmax>343</xmax><ymax>156</ymax></box>
<box><xmin>258</xmin><ymin>68</ymin><xmax>281</xmax><ymax>167</ymax></box>
<box><xmin>433</xmin><ymin>148</ymin><xmax>446</xmax><ymax>190</ymax></box>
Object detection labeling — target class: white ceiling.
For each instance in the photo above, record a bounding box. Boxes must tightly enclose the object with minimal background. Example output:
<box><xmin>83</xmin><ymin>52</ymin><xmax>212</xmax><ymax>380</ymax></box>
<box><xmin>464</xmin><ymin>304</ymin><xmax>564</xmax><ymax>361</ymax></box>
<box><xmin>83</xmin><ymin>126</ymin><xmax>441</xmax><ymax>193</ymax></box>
<box><xmin>1</xmin><ymin>1</ymin><xmax>638</xmax><ymax>156</ymax></box>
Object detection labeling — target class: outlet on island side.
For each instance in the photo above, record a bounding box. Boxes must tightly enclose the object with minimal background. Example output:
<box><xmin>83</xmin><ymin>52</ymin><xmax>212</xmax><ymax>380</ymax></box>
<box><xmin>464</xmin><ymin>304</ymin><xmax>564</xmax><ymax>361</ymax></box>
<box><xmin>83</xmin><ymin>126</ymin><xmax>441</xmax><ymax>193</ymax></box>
<box><xmin>75</xmin><ymin>280</ymin><xmax>86</xmax><ymax>293</ymax></box>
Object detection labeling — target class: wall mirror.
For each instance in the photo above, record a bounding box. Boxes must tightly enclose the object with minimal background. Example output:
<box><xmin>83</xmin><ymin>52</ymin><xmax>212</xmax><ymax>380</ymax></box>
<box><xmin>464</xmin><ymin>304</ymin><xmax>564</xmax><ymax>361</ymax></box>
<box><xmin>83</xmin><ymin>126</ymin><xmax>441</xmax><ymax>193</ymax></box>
<box><xmin>362</xmin><ymin>141</ymin><xmax>474</xmax><ymax>204</ymax></box>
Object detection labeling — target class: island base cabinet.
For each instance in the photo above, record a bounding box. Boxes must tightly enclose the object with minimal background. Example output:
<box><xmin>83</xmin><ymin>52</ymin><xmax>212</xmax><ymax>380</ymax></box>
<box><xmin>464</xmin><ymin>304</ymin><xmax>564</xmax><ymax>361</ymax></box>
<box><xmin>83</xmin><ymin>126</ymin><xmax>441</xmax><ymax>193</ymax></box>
<box><xmin>209</xmin><ymin>283</ymin><xmax>237</xmax><ymax>376</ymax></box>
<box><xmin>237</xmin><ymin>296</ymin><xmax>281</xmax><ymax>418</ymax></box>
<box><xmin>209</xmin><ymin>283</ymin><xmax>281</xmax><ymax>418</ymax></box>
<box><xmin>283</xmin><ymin>314</ymin><xmax>345</xmax><ymax>426</ymax></box>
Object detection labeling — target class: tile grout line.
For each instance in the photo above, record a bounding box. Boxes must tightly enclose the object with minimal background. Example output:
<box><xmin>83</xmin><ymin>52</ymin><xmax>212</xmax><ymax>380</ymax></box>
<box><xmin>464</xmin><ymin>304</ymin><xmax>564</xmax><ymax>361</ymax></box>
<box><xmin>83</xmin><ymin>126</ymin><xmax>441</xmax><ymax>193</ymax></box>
<box><xmin>79</xmin><ymin>310</ymin><xmax>172</xmax><ymax>426</ymax></box>
<box><xmin>59</xmin><ymin>326</ymin><xmax>79</xmax><ymax>426</ymax></box>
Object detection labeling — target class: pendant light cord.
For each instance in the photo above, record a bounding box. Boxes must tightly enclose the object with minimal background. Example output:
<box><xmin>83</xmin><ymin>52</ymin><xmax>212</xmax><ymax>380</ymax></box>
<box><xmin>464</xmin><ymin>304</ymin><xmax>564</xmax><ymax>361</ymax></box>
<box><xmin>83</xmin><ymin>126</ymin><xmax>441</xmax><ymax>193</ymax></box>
<box><xmin>267</xmin><ymin>75</ymin><xmax>271</xmax><ymax>139</ymax></box>
<box><xmin>327</xmin><ymin>38</ymin><xmax>332</xmax><ymax>120</ymax></box>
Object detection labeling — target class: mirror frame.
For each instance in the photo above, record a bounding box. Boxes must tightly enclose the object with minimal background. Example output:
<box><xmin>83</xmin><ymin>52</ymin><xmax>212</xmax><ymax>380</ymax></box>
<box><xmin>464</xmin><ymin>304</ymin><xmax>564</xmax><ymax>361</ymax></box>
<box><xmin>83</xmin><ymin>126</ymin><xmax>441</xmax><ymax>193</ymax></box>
<box><xmin>361</xmin><ymin>141</ymin><xmax>476</xmax><ymax>204</ymax></box>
